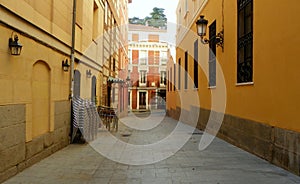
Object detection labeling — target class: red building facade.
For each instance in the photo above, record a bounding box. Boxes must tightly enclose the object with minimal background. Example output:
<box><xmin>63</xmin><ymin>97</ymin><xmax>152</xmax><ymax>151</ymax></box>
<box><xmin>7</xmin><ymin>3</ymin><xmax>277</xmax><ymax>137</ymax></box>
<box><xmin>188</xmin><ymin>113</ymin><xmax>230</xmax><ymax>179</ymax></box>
<box><xmin>128</xmin><ymin>24</ymin><xmax>170</xmax><ymax>111</ymax></box>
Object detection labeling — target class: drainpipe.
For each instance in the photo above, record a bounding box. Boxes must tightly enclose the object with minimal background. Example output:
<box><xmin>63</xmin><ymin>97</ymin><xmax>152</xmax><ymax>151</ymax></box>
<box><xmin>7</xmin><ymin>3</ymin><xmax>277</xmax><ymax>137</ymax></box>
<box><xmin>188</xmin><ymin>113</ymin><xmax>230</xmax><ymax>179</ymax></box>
<box><xmin>70</xmin><ymin>0</ymin><xmax>76</xmax><ymax>143</ymax></box>
<box><xmin>70</xmin><ymin>0</ymin><xmax>76</xmax><ymax>100</ymax></box>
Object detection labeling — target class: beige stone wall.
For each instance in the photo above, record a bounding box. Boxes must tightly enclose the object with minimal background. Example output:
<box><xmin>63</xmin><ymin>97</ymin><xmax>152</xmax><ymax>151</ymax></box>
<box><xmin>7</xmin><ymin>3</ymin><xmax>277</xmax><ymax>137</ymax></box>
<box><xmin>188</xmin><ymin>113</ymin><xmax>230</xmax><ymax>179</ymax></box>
<box><xmin>167</xmin><ymin>106</ymin><xmax>300</xmax><ymax>176</ymax></box>
<box><xmin>0</xmin><ymin>101</ymin><xmax>70</xmax><ymax>183</ymax></box>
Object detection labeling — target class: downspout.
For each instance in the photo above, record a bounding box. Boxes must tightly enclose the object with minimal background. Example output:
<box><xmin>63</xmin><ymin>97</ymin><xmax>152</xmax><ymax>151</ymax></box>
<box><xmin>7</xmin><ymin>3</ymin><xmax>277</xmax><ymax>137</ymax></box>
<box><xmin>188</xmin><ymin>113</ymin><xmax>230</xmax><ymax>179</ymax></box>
<box><xmin>70</xmin><ymin>0</ymin><xmax>76</xmax><ymax>100</ymax></box>
<box><xmin>70</xmin><ymin>0</ymin><xmax>76</xmax><ymax>143</ymax></box>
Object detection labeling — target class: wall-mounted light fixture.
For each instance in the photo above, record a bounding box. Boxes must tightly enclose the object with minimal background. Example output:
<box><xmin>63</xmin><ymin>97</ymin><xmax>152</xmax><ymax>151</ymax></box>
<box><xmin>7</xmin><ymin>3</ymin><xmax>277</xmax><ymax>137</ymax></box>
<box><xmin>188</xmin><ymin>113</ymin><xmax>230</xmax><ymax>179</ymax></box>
<box><xmin>86</xmin><ymin>69</ymin><xmax>92</xmax><ymax>78</ymax></box>
<box><xmin>196</xmin><ymin>15</ymin><xmax>224</xmax><ymax>49</ymax></box>
<box><xmin>62</xmin><ymin>59</ymin><xmax>70</xmax><ymax>72</ymax></box>
<box><xmin>125</xmin><ymin>76</ymin><xmax>132</xmax><ymax>87</ymax></box>
<box><xmin>9</xmin><ymin>33</ymin><xmax>23</xmax><ymax>55</ymax></box>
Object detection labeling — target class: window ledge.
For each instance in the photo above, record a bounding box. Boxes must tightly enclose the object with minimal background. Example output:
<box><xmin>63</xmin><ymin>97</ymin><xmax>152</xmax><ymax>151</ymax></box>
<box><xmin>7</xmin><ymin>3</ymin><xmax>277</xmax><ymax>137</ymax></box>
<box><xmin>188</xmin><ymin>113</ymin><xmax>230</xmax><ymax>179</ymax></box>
<box><xmin>208</xmin><ymin>86</ymin><xmax>216</xmax><ymax>89</ymax></box>
<box><xmin>236</xmin><ymin>82</ymin><xmax>254</xmax><ymax>86</ymax></box>
<box><xmin>193</xmin><ymin>88</ymin><xmax>198</xmax><ymax>91</ymax></box>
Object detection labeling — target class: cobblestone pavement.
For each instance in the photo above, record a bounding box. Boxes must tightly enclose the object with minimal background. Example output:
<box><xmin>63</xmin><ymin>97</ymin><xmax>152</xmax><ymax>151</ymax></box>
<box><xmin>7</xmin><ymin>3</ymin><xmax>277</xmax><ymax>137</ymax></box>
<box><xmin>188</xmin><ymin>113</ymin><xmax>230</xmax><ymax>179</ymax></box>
<box><xmin>4</xmin><ymin>111</ymin><xmax>300</xmax><ymax>184</ymax></box>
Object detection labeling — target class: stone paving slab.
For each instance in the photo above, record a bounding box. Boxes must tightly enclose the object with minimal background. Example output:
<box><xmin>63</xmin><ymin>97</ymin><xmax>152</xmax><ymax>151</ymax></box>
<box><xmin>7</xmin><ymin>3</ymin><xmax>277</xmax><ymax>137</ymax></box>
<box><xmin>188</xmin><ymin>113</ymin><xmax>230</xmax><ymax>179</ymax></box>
<box><xmin>4</xmin><ymin>111</ymin><xmax>300</xmax><ymax>184</ymax></box>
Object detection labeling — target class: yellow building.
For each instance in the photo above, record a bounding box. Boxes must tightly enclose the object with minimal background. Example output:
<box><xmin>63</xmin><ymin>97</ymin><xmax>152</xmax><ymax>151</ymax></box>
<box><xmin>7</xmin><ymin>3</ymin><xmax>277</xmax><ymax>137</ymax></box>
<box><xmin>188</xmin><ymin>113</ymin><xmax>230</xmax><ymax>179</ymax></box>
<box><xmin>168</xmin><ymin>0</ymin><xmax>300</xmax><ymax>175</ymax></box>
<box><xmin>0</xmin><ymin>0</ymin><xmax>129</xmax><ymax>182</ymax></box>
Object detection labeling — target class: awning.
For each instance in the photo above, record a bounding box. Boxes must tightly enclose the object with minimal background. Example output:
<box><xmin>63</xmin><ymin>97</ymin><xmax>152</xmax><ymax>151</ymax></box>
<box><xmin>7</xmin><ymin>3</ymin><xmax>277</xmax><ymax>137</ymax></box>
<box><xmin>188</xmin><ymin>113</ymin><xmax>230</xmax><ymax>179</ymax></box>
<box><xmin>107</xmin><ymin>76</ymin><xmax>124</xmax><ymax>83</ymax></box>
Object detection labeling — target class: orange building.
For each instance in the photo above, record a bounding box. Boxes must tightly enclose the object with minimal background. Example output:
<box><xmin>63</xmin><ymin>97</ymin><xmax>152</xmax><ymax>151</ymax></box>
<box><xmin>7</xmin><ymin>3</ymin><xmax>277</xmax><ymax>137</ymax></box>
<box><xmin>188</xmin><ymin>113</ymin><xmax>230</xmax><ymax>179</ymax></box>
<box><xmin>167</xmin><ymin>0</ymin><xmax>300</xmax><ymax>175</ymax></box>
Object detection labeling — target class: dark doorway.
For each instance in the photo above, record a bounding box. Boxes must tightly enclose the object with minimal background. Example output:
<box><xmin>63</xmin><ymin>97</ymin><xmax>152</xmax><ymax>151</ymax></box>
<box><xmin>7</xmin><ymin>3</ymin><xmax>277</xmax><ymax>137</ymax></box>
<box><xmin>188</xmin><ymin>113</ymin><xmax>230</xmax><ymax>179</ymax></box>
<box><xmin>91</xmin><ymin>76</ymin><xmax>96</xmax><ymax>102</ymax></box>
<box><xmin>139</xmin><ymin>92</ymin><xmax>146</xmax><ymax>109</ymax></box>
<box><xmin>74</xmin><ymin>70</ymin><xmax>81</xmax><ymax>97</ymax></box>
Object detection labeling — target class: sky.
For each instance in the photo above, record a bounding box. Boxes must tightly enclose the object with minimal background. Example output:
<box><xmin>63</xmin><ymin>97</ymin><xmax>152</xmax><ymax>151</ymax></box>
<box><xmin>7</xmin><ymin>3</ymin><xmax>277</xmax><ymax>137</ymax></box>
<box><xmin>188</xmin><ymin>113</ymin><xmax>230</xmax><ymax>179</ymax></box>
<box><xmin>128</xmin><ymin>0</ymin><xmax>179</xmax><ymax>24</ymax></box>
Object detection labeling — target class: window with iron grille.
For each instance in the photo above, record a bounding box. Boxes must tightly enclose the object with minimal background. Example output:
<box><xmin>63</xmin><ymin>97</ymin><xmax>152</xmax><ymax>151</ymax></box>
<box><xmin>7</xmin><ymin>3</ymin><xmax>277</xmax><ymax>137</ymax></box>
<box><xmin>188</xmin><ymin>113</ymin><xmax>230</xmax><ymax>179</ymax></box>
<box><xmin>170</xmin><ymin>68</ymin><xmax>172</xmax><ymax>91</ymax></box>
<box><xmin>167</xmin><ymin>70</ymin><xmax>169</xmax><ymax>91</ymax></box>
<box><xmin>140</xmin><ymin>70</ymin><xmax>146</xmax><ymax>84</ymax></box>
<box><xmin>173</xmin><ymin>64</ymin><xmax>176</xmax><ymax>91</ymax></box>
<box><xmin>139</xmin><ymin>50</ymin><xmax>147</xmax><ymax>65</ymax></box>
<box><xmin>178</xmin><ymin>58</ymin><xmax>181</xmax><ymax>90</ymax></box>
<box><xmin>209</xmin><ymin>21</ymin><xmax>216</xmax><ymax>87</ymax></box>
<box><xmin>184</xmin><ymin>52</ymin><xmax>188</xmax><ymax>89</ymax></box>
<box><xmin>194</xmin><ymin>40</ymin><xmax>199</xmax><ymax>88</ymax></box>
<box><xmin>160</xmin><ymin>71</ymin><xmax>166</xmax><ymax>85</ymax></box>
<box><xmin>160</xmin><ymin>51</ymin><xmax>168</xmax><ymax>65</ymax></box>
<box><xmin>237</xmin><ymin>0</ymin><xmax>253</xmax><ymax>83</ymax></box>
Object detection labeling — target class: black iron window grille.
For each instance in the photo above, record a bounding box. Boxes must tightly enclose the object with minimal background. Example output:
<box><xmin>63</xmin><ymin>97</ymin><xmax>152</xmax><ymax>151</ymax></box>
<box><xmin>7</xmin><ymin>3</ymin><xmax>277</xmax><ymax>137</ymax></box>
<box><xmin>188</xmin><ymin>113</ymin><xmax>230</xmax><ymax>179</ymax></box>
<box><xmin>184</xmin><ymin>52</ymin><xmax>188</xmax><ymax>89</ymax></box>
<box><xmin>178</xmin><ymin>58</ymin><xmax>181</xmax><ymax>90</ymax></box>
<box><xmin>194</xmin><ymin>40</ymin><xmax>199</xmax><ymax>88</ymax></box>
<box><xmin>237</xmin><ymin>0</ymin><xmax>253</xmax><ymax>83</ymax></box>
<box><xmin>174</xmin><ymin>64</ymin><xmax>176</xmax><ymax>91</ymax></box>
<box><xmin>209</xmin><ymin>21</ymin><xmax>217</xmax><ymax>87</ymax></box>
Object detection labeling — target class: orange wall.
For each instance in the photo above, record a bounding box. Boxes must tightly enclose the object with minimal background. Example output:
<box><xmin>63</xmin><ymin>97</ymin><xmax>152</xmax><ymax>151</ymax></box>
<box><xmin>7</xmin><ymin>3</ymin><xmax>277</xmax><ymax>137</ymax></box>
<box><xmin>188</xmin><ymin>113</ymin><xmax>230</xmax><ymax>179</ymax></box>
<box><xmin>171</xmin><ymin>0</ymin><xmax>300</xmax><ymax>132</ymax></box>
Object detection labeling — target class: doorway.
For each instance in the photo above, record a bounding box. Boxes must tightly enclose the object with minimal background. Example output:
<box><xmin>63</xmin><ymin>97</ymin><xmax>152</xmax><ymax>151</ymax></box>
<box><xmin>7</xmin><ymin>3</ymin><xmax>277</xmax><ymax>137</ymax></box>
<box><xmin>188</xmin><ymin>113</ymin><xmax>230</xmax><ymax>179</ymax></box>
<box><xmin>139</xmin><ymin>92</ymin><xmax>146</xmax><ymax>109</ymax></box>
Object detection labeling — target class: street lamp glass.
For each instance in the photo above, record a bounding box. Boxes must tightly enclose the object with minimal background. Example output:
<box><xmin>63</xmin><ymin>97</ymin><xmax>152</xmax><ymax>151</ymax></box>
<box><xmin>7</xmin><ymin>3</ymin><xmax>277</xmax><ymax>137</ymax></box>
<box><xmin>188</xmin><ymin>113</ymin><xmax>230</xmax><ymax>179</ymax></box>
<box><xmin>196</xmin><ymin>15</ymin><xmax>208</xmax><ymax>37</ymax></box>
<box><xmin>9</xmin><ymin>35</ymin><xmax>23</xmax><ymax>56</ymax></box>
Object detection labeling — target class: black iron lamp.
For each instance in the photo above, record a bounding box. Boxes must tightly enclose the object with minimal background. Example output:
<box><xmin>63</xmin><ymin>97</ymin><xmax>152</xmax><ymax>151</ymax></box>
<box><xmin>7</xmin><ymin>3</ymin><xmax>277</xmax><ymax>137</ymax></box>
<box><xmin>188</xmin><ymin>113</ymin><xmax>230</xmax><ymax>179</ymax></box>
<box><xmin>62</xmin><ymin>59</ymin><xmax>70</xmax><ymax>72</ymax></box>
<box><xmin>86</xmin><ymin>69</ymin><xmax>92</xmax><ymax>78</ymax></box>
<box><xmin>125</xmin><ymin>76</ymin><xmax>131</xmax><ymax>87</ymax></box>
<box><xmin>9</xmin><ymin>34</ymin><xmax>23</xmax><ymax>55</ymax></box>
<box><xmin>196</xmin><ymin>15</ymin><xmax>224</xmax><ymax>48</ymax></box>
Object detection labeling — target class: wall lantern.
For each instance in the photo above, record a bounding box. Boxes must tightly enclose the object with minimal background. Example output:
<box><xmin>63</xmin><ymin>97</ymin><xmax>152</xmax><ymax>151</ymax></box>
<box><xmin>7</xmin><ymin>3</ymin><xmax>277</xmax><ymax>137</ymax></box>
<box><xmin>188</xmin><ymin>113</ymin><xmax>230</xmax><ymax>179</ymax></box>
<box><xmin>9</xmin><ymin>33</ymin><xmax>23</xmax><ymax>55</ymax></box>
<box><xmin>196</xmin><ymin>15</ymin><xmax>224</xmax><ymax>48</ymax></box>
<box><xmin>62</xmin><ymin>59</ymin><xmax>70</xmax><ymax>72</ymax></box>
<box><xmin>125</xmin><ymin>76</ymin><xmax>131</xmax><ymax>87</ymax></box>
<box><xmin>86</xmin><ymin>69</ymin><xmax>92</xmax><ymax>78</ymax></box>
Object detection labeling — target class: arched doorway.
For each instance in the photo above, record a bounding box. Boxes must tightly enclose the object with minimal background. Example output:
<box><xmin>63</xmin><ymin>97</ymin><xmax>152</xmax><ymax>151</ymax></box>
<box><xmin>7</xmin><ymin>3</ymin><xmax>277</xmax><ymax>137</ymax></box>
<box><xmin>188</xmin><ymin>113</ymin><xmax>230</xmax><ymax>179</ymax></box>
<box><xmin>74</xmin><ymin>70</ymin><xmax>81</xmax><ymax>97</ymax></box>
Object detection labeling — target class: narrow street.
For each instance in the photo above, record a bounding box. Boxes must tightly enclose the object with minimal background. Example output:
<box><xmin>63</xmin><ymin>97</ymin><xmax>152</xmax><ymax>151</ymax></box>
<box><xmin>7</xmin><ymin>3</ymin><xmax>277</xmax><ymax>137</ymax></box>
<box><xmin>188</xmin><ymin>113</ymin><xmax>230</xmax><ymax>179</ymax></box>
<box><xmin>4</xmin><ymin>111</ymin><xmax>300</xmax><ymax>184</ymax></box>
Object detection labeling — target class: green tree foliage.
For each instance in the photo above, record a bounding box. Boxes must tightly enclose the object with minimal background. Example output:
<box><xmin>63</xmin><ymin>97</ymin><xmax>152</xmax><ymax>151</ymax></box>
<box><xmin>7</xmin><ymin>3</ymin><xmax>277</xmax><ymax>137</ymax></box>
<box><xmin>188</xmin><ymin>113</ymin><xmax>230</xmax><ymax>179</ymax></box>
<box><xmin>129</xmin><ymin>7</ymin><xmax>167</xmax><ymax>29</ymax></box>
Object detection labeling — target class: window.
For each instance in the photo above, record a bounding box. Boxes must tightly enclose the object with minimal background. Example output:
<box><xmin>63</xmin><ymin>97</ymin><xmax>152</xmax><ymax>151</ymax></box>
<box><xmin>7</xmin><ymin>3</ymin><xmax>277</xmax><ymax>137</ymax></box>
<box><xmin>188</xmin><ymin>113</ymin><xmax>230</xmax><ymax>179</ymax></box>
<box><xmin>237</xmin><ymin>0</ymin><xmax>253</xmax><ymax>83</ymax></box>
<box><xmin>178</xmin><ymin>58</ymin><xmax>181</xmax><ymax>90</ymax></box>
<box><xmin>184</xmin><ymin>52</ymin><xmax>188</xmax><ymax>89</ymax></box>
<box><xmin>140</xmin><ymin>70</ymin><xmax>147</xmax><ymax>84</ymax></box>
<box><xmin>132</xmin><ymin>33</ymin><xmax>139</xmax><ymax>41</ymax></box>
<box><xmin>173</xmin><ymin>64</ymin><xmax>176</xmax><ymax>91</ymax></box>
<box><xmin>128</xmin><ymin>49</ymin><xmax>132</xmax><ymax>64</ymax></box>
<box><xmin>185</xmin><ymin>0</ymin><xmax>188</xmax><ymax>14</ymax></box>
<box><xmin>160</xmin><ymin>51</ymin><xmax>168</xmax><ymax>65</ymax></box>
<box><xmin>194</xmin><ymin>40</ymin><xmax>199</xmax><ymax>88</ymax></box>
<box><xmin>139</xmin><ymin>50</ymin><xmax>147</xmax><ymax>65</ymax></box>
<box><xmin>170</xmin><ymin>68</ymin><xmax>173</xmax><ymax>91</ymax></box>
<box><xmin>209</xmin><ymin>21</ymin><xmax>216</xmax><ymax>87</ymax></box>
<box><xmin>113</xmin><ymin>58</ymin><xmax>116</xmax><ymax>72</ymax></box>
<box><xmin>167</xmin><ymin>70</ymin><xmax>169</xmax><ymax>91</ymax></box>
<box><xmin>93</xmin><ymin>2</ymin><xmax>99</xmax><ymax>40</ymax></box>
<box><xmin>76</xmin><ymin>0</ymin><xmax>83</xmax><ymax>27</ymax></box>
<box><xmin>160</xmin><ymin>71</ymin><xmax>166</xmax><ymax>85</ymax></box>
<box><xmin>178</xmin><ymin>8</ymin><xmax>182</xmax><ymax>28</ymax></box>
<box><xmin>128</xmin><ymin>92</ymin><xmax>131</xmax><ymax>106</ymax></box>
<box><xmin>148</xmin><ymin>34</ymin><xmax>159</xmax><ymax>42</ymax></box>
<box><xmin>154</xmin><ymin>51</ymin><xmax>160</xmax><ymax>65</ymax></box>
<box><xmin>104</xmin><ymin>1</ymin><xmax>108</xmax><ymax>26</ymax></box>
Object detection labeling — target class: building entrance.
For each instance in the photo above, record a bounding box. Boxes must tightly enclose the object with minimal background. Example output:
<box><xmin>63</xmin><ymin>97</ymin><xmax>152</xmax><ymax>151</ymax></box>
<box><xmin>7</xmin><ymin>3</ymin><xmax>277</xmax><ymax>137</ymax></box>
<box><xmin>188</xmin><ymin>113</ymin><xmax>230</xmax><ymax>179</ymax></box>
<box><xmin>139</xmin><ymin>92</ymin><xmax>147</xmax><ymax>109</ymax></box>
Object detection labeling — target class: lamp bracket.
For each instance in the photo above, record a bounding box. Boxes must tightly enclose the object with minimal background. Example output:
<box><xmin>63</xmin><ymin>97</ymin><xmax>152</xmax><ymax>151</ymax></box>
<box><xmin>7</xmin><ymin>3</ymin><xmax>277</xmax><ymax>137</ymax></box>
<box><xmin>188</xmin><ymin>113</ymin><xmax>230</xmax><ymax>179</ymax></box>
<box><xmin>200</xmin><ymin>29</ymin><xmax>224</xmax><ymax>51</ymax></box>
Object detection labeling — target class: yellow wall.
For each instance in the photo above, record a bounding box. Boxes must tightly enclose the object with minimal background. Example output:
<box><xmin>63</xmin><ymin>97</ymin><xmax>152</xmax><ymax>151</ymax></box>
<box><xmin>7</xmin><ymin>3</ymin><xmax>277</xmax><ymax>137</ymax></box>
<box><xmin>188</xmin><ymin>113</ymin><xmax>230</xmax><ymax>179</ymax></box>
<box><xmin>0</xmin><ymin>0</ymin><xmax>72</xmax><ymax>141</ymax></box>
<box><xmin>0</xmin><ymin>26</ymin><xmax>70</xmax><ymax>142</ymax></box>
<box><xmin>171</xmin><ymin>0</ymin><xmax>300</xmax><ymax>132</ymax></box>
<box><xmin>0</xmin><ymin>0</ymin><xmax>129</xmax><ymax>143</ymax></box>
